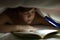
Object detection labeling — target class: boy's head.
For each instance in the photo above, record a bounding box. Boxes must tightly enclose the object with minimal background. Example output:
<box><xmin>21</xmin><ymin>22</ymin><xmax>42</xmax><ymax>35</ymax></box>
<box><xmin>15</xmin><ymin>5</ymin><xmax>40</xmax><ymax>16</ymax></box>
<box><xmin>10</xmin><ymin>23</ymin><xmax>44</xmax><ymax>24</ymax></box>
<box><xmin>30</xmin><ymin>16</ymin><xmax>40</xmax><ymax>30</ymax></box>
<box><xmin>17</xmin><ymin>7</ymin><xmax>36</xmax><ymax>24</ymax></box>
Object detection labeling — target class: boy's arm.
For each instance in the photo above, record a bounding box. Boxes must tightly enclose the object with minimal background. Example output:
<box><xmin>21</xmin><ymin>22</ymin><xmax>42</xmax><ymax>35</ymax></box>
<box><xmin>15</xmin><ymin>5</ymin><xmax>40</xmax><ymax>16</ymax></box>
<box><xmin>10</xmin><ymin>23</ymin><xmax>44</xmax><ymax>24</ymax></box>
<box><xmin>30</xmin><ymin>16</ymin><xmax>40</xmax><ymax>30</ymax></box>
<box><xmin>0</xmin><ymin>14</ymin><xmax>11</xmax><ymax>24</ymax></box>
<box><xmin>0</xmin><ymin>25</ymin><xmax>37</xmax><ymax>32</ymax></box>
<box><xmin>0</xmin><ymin>25</ymin><xmax>17</xmax><ymax>32</ymax></box>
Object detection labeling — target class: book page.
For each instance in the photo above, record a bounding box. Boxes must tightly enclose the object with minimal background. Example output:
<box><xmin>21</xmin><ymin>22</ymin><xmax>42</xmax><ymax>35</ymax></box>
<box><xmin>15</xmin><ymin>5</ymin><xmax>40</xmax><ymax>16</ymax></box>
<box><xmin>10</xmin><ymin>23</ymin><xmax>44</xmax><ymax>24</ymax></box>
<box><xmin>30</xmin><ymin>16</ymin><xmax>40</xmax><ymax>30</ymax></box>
<box><xmin>13</xmin><ymin>29</ymin><xmax>58</xmax><ymax>39</ymax></box>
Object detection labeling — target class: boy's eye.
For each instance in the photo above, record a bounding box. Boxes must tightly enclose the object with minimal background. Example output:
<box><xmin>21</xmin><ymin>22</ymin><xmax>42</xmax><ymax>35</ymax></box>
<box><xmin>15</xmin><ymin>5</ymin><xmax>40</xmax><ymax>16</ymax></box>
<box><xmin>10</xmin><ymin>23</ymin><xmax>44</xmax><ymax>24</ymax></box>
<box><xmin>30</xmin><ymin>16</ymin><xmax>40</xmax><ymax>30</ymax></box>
<box><xmin>31</xmin><ymin>11</ymin><xmax>34</xmax><ymax>13</ymax></box>
<box><xmin>23</xmin><ymin>13</ymin><xmax>28</xmax><ymax>15</ymax></box>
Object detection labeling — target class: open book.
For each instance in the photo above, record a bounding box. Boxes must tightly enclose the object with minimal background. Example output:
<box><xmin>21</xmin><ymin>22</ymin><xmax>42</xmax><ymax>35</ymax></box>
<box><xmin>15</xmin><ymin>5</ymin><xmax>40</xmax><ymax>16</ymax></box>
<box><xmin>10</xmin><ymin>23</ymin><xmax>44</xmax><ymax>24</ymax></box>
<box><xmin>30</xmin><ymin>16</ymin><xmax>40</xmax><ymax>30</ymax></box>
<box><xmin>12</xmin><ymin>30</ymin><xmax>60</xmax><ymax>39</ymax></box>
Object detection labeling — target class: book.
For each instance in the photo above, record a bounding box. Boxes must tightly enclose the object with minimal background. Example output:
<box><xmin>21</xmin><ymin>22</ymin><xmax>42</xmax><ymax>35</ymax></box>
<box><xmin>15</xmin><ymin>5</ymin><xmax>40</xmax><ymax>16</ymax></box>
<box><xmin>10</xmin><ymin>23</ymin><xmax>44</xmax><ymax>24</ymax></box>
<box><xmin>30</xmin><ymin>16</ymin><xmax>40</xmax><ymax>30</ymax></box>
<box><xmin>12</xmin><ymin>29</ymin><xmax>60</xmax><ymax>39</ymax></box>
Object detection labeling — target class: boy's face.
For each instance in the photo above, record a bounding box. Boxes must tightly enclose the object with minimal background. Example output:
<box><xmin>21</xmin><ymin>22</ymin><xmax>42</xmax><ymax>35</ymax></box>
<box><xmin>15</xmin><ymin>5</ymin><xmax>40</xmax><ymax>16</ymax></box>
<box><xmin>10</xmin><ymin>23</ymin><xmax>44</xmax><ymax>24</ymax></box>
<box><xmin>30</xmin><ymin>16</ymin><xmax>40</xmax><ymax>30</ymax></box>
<box><xmin>19</xmin><ymin>8</ymin><xmax>35</xmax><ymax>24</ymax></box>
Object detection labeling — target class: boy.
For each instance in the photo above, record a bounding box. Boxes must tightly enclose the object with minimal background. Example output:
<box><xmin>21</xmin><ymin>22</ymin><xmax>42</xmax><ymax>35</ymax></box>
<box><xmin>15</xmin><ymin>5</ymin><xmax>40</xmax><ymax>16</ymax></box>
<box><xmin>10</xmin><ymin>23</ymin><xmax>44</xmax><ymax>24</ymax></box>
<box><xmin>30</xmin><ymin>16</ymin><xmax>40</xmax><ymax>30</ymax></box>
<box><xmin>0</xmin><ymin>7</ymin><xmax>53</xmax><ymax>32</ymax></box>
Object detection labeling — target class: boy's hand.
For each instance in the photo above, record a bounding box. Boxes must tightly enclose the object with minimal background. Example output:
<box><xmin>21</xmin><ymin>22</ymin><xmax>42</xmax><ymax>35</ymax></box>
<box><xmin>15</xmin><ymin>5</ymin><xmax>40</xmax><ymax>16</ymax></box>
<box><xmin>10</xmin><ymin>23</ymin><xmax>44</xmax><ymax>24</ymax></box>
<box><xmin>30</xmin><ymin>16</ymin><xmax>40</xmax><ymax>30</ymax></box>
<box><xmin>15</xmin><ymin>25</ymin><xmax>37</xmax><ymax>32</ymax></box>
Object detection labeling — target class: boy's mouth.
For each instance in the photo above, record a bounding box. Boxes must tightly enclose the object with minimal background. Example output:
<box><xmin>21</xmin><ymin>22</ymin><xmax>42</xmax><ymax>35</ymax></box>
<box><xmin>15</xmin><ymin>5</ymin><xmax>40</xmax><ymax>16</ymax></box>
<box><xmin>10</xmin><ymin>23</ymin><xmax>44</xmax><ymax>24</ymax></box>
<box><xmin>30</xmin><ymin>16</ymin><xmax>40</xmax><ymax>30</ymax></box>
<box><xmin>26</xmin><ymin>20</ymin><xmax>32</xmax><ymax>24</ymax></box>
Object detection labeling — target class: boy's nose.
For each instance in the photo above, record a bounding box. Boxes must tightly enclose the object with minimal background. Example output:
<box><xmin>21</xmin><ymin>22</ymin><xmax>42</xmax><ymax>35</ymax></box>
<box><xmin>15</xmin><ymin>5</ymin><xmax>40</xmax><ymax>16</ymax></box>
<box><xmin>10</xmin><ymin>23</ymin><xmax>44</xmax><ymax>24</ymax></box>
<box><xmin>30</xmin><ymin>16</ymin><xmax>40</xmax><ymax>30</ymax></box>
<box><xmin>28</xmin><ymin>14</ymin><xmax>31</xmax><ymax>18</ymax></box>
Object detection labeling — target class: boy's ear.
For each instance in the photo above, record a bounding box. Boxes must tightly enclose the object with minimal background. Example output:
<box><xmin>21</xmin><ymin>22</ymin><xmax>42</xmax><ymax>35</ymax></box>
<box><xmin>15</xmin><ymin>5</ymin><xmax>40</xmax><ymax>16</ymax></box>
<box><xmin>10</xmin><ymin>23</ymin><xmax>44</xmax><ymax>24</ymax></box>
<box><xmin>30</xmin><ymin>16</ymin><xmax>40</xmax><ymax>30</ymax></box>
<box><xmin>34</xmin><ymin>8</ymin><xmax>38</xmax><ymax>12</ymax></box>
<box><xmin>34</xmin><ymin>8</ymin><xmax>39</xmax><ymax>13</ymax></box>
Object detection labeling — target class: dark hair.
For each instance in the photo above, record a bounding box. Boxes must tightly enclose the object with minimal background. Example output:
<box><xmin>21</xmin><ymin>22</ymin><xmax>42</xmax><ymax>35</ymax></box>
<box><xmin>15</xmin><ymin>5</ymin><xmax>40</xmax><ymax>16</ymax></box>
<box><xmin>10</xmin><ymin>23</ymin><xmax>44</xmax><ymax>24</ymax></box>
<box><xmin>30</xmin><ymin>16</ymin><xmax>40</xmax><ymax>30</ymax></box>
<box><xmin>16</xmin><ymin>7</ymin><xmax>33</xmax><ymax>12</ymax></box>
